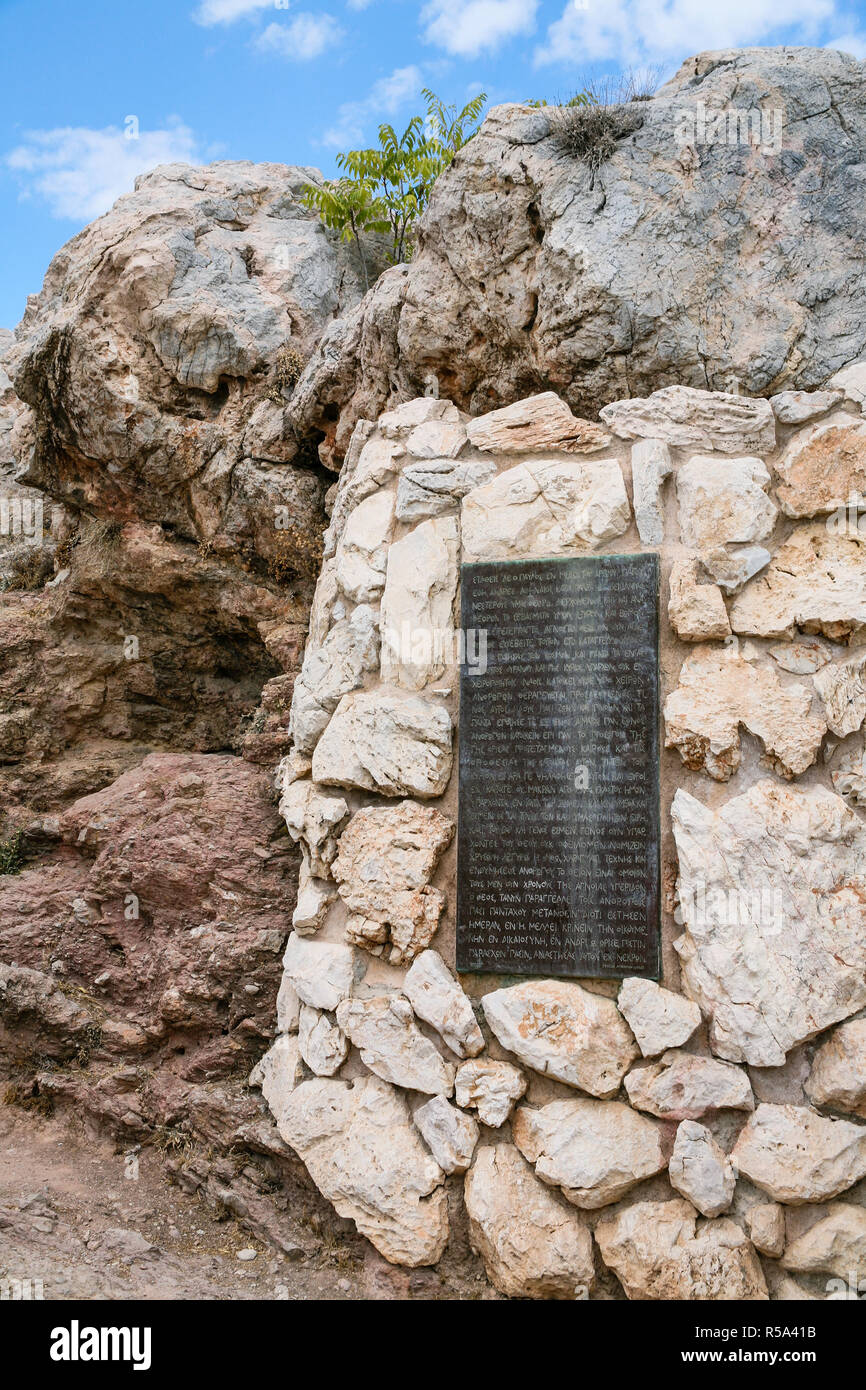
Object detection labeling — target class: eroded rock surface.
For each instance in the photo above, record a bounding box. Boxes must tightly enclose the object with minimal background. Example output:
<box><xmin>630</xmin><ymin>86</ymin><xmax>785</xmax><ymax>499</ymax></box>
<box><xmin>672</xmin><ymin>781</ymin><xmax>866</xmax><ymax>1065</ymax></box>
<box><xmin>481</xmin><ymin>980</ymin><xmax>638</xmax><ymax>1097</ymax></box>
<box><xmin>732</xmin><ymin>1104</ymin><xmax>866</xmax><ymax>1203</ymax></box>
<box><xmin>513</xmin><ymin>1098</ymin><xmax>667</xmax><ymax>1209</ymax></box>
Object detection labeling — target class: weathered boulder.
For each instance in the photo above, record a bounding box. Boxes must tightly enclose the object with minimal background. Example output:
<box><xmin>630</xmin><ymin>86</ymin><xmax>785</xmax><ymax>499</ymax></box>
<box><xmin>729</xmin><ymin>526</ymin><xmax>866</xmax><ymax>640</ymax></box>
<box><xmin>403</xmin><ymin>950</ymin><xmax>484</xmax><ymax>1058</ymax></box>
<box><xmin>465</xmin><ymin>393</ymin><xmax>611</xmax><ymax>455</ymax></box>
<box><xmin>805</xmin><ymin>1019</ymin><xmax>866</xmax><ymax>1118</ymax></box>
<box><xmin>617</xmin><ymin>977</ymin><xmax>701</xmax><ymax>1057</ymax></box>
<box><xmin>813</xmin><ymin>652</ymin><xmax>866</xmax><ymax>738</ymax></box>
<box><xmin>782</xmin><ymin>1203</ymin><xmax>866</xmax><ymax>1282</ymax></box>
<box><xmin>482</xmin><ymin>979</ymin><xmax>638</xmax><ymax>1097</ymax></box>
<box><xmin>311</xmin><ymin>691</ymin><xmax>453</xmax><ymax>798</ymax></box>
<box><xmin>667</xmin><ymin>557</ymin><xmax>730</xmax><ymax>642</ymax></box>
<box><xmin>770</xmin><ymin>389</ymin><xmax>843</xmax><ymax>424</ymax></box>
<box><xmin>732</xmin><ymin>1104</ymin><xmax>866</xmax><ymax>1203</ymax></box>
<box><xmin>464</xmin><ymin>1145</ymin><xmax>595</xmax><ymax>1300</ymax></box>
<box><xmin>335</xmin><ymin>995</ymin><xmax>455</xmax><ymax>1095</ymax></box>
<box><xmin>379</xmin><ymin>515</ymin><xmax>459</xmax><ymax>690</ymax></box>
<box><xmin>460</xmin><ymin>456</ymin><xmax>630</xmax><ymax>563</ymax></box>
<box><xmin>747</xmin><ymin>1203</ymin><xmax>786</xmax><ymax>1258</ymax></box>
<box><xmin>288</xmin><ymin>604</ymin><xmax>379</xmax><ymax>756</ymax></box>
<box><xmin>275</xmin><ymin>1073</ymin><xmax>449</xmax><ymax>1266</ymax></box>
<box><xmin>676</xmin><ymin>454</ymin><xmax>777</xmax><ymax>549</ymax></box>
<box><xmin>664</xmin><ymin>645</ymin><xmax>826</xmax><ymax>780</ymax></box>
<box><xmin>624</xmin><ymin>1050</ymin><xmax>753</xmax><ymax>1120</ymax></box>
<box><xmin>631</xmin><ymin>438</ymin><xmax>672</xmax><ymax>546</ymax></box>
<box><xmin>281</xmin><ymin>932</ymin><xmax>362</xmax><ymax>1013</ymax></box>
<box><xmin>595</xmin><ymin>1198</ymin><xmax>768</xmax><ymax>1301</ymax></box>
<box><xmin>297</xmin><ymin>1005</ymin><xmax>348</xmax><ymax>1077</ymax></box>
<box><xmin>413</xmin><ymin>1095</ymin><xmax>478</xmax><ymax>1174</ymax></box>
<box><xmin>672</xmin><ymin>781</ymin><xmax>866</xmax><ymax>1066</ymax></box>
<box><xmin>330</xmin><ymin>801</ymin><xmax>454</xmax><ymax>965</ymax></box>
<box><xmin>453</xmin><ymin>1058</ymin><xmax>527</xmax><ymax>1128</ymax></box>
<box><xmin>831</xmin><ymin>737</ymin><xmax>866</xmax><ymax>805</ymax></box>
<box><xmin>9</xmin><ymin>161</ymin><xmax>367</xmax><ymax>536</ymax></box>
<box><xmin>278</xmin><ymin>778</ymin><xmax>349</xmax><ymax>878</ymax></box>
<box><xmin>291</xmin><ymin>48</ymin><xmax>866</xmax><ymax>465</ymax></box>
<box><xmin>512</xmin><ymin>1098</ymin><xmax>667</xmax><ymax>1209</ymax></box>
<box><xmin>668</xmin><ymin>1121</ymin><xmax>735</xmax><ymax>1217</ymax></box>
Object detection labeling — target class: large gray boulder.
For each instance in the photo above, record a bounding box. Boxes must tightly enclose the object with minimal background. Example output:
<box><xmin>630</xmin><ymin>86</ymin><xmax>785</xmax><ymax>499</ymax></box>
<box><xmin>291</xmin><ymin>46</ymin><xmax>866</xmax><ymax>466</ymax></box>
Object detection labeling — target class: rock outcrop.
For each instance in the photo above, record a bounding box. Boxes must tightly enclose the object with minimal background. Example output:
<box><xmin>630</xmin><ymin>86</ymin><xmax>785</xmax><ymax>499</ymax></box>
<box><xmin>290</xmin><ymin>47</ymin><xmax>866</xmax><ymax>468</ymax></box>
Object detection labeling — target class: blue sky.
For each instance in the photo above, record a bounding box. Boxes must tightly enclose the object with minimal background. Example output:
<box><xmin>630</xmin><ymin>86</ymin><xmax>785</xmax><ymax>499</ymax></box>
<box><xmin>1</xmin><ymin>0</ymin><xmax>864</xmax><ymax>329</ymax></box>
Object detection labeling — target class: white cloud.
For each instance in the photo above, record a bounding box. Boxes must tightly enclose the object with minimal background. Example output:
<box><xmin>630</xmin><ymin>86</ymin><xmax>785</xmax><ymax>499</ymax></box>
<box><xmin>534</xmin><ymin>0</ymin><xmax>837</xmax><ymax>67</ymax></box>
<box><xmin>826</xmin><ymin>33</ymin><xmax>866</xmax><ymax>59</ymax></box>
<box><xmin>5</xmin><ymin>121</ymin><xmax>202</xmax><ymax>221</ymax></box>
<box><xmin>346</xmin><ymin>0</ymin><xmax>375</xmax><ymax>9</ymax></box>
<box><xmin>193</xmin><ymin>0</ymin><xmax>277</xmax><ymax>24</ymax></box>
<box><xmin>421</xmin><ymin>0</ymin><xmax>538</xmax><ymax>57</ymax></box>
<box><xmin>322</xmin><ymin>64</ymin><xmax>424</xmax><ymax>147</ymax></box>
<box><xmin>254</xmin><ymin>13</ymin><xmax>344</xmax><ymax>58</ymax></box>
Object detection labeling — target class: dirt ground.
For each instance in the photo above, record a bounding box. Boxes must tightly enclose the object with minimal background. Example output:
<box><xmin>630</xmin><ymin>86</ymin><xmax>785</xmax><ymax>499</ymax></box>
<box><xmin>0</xmin><ymin>1102</ymin><xmax>492</xmax><ymax>1302</ymax></box>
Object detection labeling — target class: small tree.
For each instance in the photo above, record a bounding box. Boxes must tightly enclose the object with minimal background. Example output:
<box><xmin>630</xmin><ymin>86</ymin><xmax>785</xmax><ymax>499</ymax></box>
<box><xmin>301</xmin><ymin>89</ymin><xmax>487</xmax><ymax>276</ymax></box>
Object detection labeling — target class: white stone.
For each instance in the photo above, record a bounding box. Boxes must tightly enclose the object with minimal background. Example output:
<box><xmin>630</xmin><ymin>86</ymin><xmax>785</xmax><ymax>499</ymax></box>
<box><xmin>379</xmin><ymin>515</ymin><xmax>459</xmax><ymax>690</ymax></box>
<box><xmin>769</xmin><ymin>636</ymin><xmax>831</xmax><ymax>674</ymax></box>
<box><xmin>677</xmin><ymin>455</ymin><xmax>777</xmax><ymax>550</ymax></box>
<box><xmin>730</xmin><ymin>525</ymin><xmax>866</xmax><ymax>640</ymax></box>
<box><xmin>275</xmin><ymin>974</ymin><xmax>301</xmax><ymax>1034</ymax></box>
<box><xmin>617</xmin><ymin>977</ymin><xmax>701</xmax><ymax>1057</ymax></box>
<box><xmin>481</xmin><ymin>979</ymin><xmax>638</xmax><ymax>1097</ymax></box>
<box><xmin>276</xmin><ymin>1073</ymin><xmax>448</xmax><ymax>1267</ymax></box>
<box><xmin>403</xmin><ymin>950</ymin><xmax>484</xmax><ymax>1058</ymax></box>
<box><xmin>289</xmin><ymin>604</ymin><xmax>379</xmax><ymax>756</ymax></box>
<box><xmin>512</xmin><ymin>1098</ymin><xmax>666</xmax><ymax>1209</ymax></box>
<box><xmin>396</xmin><ymin>457</ymin><xmax>497</xmax><ymax>521</ymax></box>
<box><xmin>334</xmin><ymin>489</ymin><xmax>395</xmax><ymax>603</ymax></box>
<box><xmin>292</xmin><ymin>852</ymin><xmax>336</xmax><ymax>934</ymax></box>
<box><xmin>406</xmin><ymin>418</ymin><xmax>467</xmax><ymax>459</ymax></box>
<box><xmin>700</xmin><ymin>543</ymin><xmax>772</xmax><ymax>594</ymax></box>
<box><xmin>831</xmin><ymin>737</ymin><xmax>866</xmax><ymax>805</ymax></box>
<box><xmin>330</xmin><ymin>801</ymin><xmax>454</xmax><ymax>965</ymax></box>
<box><xmin>413</xmin><ymin>1095</ymin><xmax>478</xmax><ymax>1173</ymax></box>
<box><xmin>770</xmin><ymin>389</ymin><xmax>843</xmax><ymax>424</ymax></box>
<box><xmin>466</xmin><ymin>392</ymin><xmax>612</xmax><ymax>455</ymax></box>
<box><xmin>595</xmin><ymin>1198</ymin><xmax>768</xmax><ymax>1300</ymax></box>
<box><xmin>814</xmin><ymin>651</ymin><xmax>866</xmax><ymax>737</ymax></box>
<box><xmin>282</xmin><ymin>932</ymin><xmax>362</xmax><ymax>1013</ymax></box>
<box><xmin>747</xmin><ymin>1203</ymin><xmax>786</xmax><ymax>1258</ymax></box>
<box><xmin>464</xmin><ymin>1145</ymin><xmax>595</xmax><ymax>1299</ymax></box>
<box><xmin>461</xmin><ymin>456</ymin><xmax>630</xmax><ymax>563</ymax></box>
<box><xmin>599</xmin><ymin>386</ymin><xmax>777</xmax><ymax>455</ymax></box>
<box><xmin>624</xmin><ymin>1050</ymin><xmax>754</xmax><ymax>1119</ymax></box>
<box><xmin>378</xmin><ymin>398</ymin><xmax>461</xmax><ymax>437</ymax></box>
<box><xmin>664</xmin><ymin>645</ymin><xmax>826</xmax><ymax>780</ymax></box>
<box><xmin>454</xmin><ymin>1058</ymin><xmax>527</xmax><ymax>1127</ymax></box>
<box><xmin>631</xmin><ymin>438</ymin><xmax>673</xmax><ymax>546</ymax></box>
<box><xmin>311</xmin><ymin>691</ymin><xmax>453</xmax><ymax>799</ymax></box>
<box><xmin>249</xmin><ymin>1034</ymin><xmax>306</xmax><ymax>1128</ymax></box>
<box><xmin>335</xmin><ymin>994</ymin><xmax>455</xmax><ymax>1095</ymax></box>
<box><xmin>732</xmin><ymin>1104</ymin><xmax>866</xmax><ymax>1203</ymax></box>
<box><xmin>672</xmin><ymin>780</ymin><xmax>866</xmax><ymax>1066</ymax></box>
<box><xmin>278</xmin><ymin>778</ymin><xmax>349</xmax><ymax>878</ymax></box>
<box><xmin>667</xmin><ymin>557</ymin><xmax>730</xmax><ymax>641</ymax></box>
<box><xmin>782</xmin><ymin>1204</ymin><xmax>866</xmax><ymax>1281</ymax></box>
<box><xmin>827</xmin><ymin>360</ymin><xmax>866</xmax><ymax>406</ymax></box>
<box><xmin>668</xmin><ymin>1121</ymin><xmax>735</xmax><ymax>1217</ymax></box>
<box><xmin>298</xmin><ymin>1004</ymin><xmax>348</xmax><ymax>1077</ymax></box>
<box><xmin>805</xmin><ymin>1018</ymin><xmax>866</xmax><ymax>1118</ymax></box>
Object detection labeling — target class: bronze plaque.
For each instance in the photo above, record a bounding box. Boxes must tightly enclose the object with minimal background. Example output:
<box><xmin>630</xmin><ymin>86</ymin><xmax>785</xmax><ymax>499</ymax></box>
<box><xmin>456</xmin><ymin>554</ymin><xmax>660</xmax><ymax>979</ymax></box>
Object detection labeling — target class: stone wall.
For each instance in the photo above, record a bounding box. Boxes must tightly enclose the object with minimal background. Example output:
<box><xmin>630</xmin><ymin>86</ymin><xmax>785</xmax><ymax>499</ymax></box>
<box><xmin>256</xmin><ymin>368</ymin><xmax>866</xmax><ymax>1300</ymax></box>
